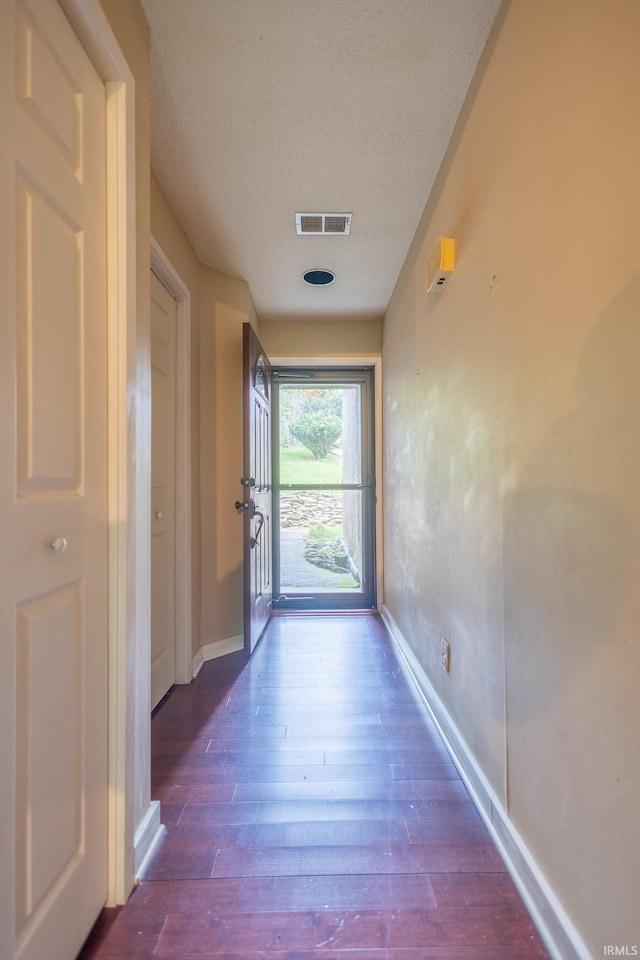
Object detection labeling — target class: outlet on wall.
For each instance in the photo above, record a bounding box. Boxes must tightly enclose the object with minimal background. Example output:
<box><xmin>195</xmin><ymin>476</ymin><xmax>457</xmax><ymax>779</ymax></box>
<box><xmin>441</xmin><ymin>638</ymin><xmax>450</xmax><ymax>673</ymax></box>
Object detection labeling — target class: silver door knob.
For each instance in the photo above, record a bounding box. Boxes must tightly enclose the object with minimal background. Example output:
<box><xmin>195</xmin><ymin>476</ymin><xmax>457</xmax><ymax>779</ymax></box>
<box><xmin>154</xmin><ymin>511</ymin><xmax>162</xmax><ymax>519</ymax></box>
<box><xmin>49</xmin><ymin>537</ymin><xmax>68</xmax><ymax>553</ymax></box>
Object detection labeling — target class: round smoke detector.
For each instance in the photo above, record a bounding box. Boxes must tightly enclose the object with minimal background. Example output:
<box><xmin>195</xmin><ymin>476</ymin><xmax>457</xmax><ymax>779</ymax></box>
<box><xmin>302</xmin><ymin>268</ymin><xmax>335</xmax><ymax>286</ymax></box>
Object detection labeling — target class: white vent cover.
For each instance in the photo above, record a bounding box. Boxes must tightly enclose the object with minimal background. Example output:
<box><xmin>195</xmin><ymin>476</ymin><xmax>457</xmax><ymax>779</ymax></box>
<box><xmin>296</xmin><ymin>213</ymin><xmax>352</xmax><ymax>235</ymax></box>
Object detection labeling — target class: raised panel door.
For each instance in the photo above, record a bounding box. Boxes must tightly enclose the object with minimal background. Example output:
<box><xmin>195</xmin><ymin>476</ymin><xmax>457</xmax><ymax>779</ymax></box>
<box><xmin>150</xmin><ymin>270</ymin><xmax>177</xmax><ymax>708</ymax></box>
<box><xmin>0</xmin><ymin>1</ymin><xmax>109</xmax><ymax>957</ymax></box>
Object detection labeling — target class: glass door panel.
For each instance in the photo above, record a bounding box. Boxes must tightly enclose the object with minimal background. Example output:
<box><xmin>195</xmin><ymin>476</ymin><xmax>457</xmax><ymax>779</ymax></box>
<box><xmin>279</xmin><ymin>489</ymin><xmax>362</xmax><ymax>592</ymax></box>
<box><xmin>272</xmin><ymin>369</ymin><xmax>375</xmax><ymax>610</ymax></box>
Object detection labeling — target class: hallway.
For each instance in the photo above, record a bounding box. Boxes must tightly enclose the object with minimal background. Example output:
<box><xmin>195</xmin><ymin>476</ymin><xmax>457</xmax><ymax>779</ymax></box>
<box><xmin>80</xmin><ymin>615</ymin><xmax>550</xmax><ymax>958</ymax></box>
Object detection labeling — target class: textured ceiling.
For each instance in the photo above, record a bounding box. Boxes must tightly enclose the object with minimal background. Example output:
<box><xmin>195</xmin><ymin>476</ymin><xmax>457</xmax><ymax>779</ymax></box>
<box><xmin>141</xmin><ymin>0</ymin><xmax>501</xmax><ymax>322</ymax></box>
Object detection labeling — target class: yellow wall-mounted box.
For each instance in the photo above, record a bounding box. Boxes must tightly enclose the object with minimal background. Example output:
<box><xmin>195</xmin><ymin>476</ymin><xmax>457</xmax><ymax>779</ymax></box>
<box><xmin>426</xmin><ymin>237</ymin><xmax>455</xmax><ymax>292</ymax></box>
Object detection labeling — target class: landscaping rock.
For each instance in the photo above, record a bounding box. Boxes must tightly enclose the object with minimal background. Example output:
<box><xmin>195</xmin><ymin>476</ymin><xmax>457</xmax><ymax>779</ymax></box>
<box><xmin>280</xmin><ymin>491</ymin><xmax>343</xmax><ymax>529</ymax></box>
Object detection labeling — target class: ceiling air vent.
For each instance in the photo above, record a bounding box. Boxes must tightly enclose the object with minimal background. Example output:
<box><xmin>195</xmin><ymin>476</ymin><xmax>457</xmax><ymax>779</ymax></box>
<box><xmin>295</xmin><ymin>213</ymin><xmax>352</xmax><ymax>236</ymax></box>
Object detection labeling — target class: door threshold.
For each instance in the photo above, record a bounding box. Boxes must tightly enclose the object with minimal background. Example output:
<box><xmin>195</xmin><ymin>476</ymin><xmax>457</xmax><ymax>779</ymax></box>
<box><xmin>271</xmin><ymin>608</ymin><xmax>379</xmax><ymax>617</ymax></box>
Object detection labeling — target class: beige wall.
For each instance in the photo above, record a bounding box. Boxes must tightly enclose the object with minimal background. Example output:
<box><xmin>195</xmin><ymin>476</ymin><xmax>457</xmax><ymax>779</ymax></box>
<box><xmin>150</xmin><ymin>170</ymin><xmax>202</xmax><ymax>657</ymax></box>
<box><xmin>200</xmin><ymin>267</ymin><xmax>258</xmax><ymax>646</ymax></box>
<box><xmin>260</xmin><ymin>318</ymin><xmax>381</xmax><ymax>360</ymax></box>
<box><xmin>382</xmin><ymin>0</ymin><xmax>640</xmax><ymax>954</ymax></box>
<box><xmin>150</xmin><ymin>175</ymin><xmax>265</xmax><ymax>655</ymax></box>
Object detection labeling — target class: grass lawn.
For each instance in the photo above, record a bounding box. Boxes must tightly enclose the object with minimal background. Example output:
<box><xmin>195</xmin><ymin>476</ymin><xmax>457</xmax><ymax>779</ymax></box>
<box><xmin>279</xmin><ymin>446</ymin><xmax>343</xmax><ymax>484</ymax></box>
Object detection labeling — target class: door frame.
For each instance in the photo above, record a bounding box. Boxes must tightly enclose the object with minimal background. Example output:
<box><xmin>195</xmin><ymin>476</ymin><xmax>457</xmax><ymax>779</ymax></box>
<box><xmin>268</xmin><ymin>355</ymin><xmax>383</xmax><ymax>610</ymax></box>
<box><xmin>272</xmin><ymin>365</ymin><xmax>377</xmax><ymax>610</ymax></box>
<box><xmin>151</xmin><ymin>238</ymin><xmax>193</xmax><ymax>687</ymax></box>
<box><xmin>57</xmin><ymin>0</ymin><xmax>144</xmax><ymax>907</ymax></box>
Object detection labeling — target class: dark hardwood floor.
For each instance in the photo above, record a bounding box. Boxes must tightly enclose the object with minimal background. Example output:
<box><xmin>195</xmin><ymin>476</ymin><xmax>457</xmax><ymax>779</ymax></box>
<box><xmin>79</xmin><ymin>614</ymin><xmax>551</xmax><ymax>959</ymax></box>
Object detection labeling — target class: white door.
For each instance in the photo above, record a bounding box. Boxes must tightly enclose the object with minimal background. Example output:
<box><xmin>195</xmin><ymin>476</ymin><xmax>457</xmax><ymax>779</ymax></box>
<box><xmin>0</xmin><ymin>2</ymin><xmax>108</xmax><ymax>959</ymax></box>
<box><xmin>150</xmin><ymin>270</ymin><xmax>177</xmax><ymax>709</ymax></box>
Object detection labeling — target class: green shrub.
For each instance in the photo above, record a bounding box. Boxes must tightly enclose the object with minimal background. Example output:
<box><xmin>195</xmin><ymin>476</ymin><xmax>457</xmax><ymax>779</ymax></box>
<box><xmin>290</xmin><ymin>411</ymin><xmax>342</xmax><ymax>460</ymax></box>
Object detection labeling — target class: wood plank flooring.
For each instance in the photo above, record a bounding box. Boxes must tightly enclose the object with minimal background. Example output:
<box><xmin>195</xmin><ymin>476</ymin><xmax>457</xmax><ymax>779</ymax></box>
<box><xmin>79</xmin><ymin>614</ymin><xmax>551</xmax><ymax>959</ymax></box>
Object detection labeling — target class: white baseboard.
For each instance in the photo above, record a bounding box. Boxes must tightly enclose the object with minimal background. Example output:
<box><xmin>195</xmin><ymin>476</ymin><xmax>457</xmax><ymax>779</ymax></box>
<box><xmin>380</xmin><ymin>604</ymin><xmax>592</xmax><ymax>960</ymax></box>
<box><xmin>192</xmin><ymin>633</ymin><xmax>244</xmax><ymax>678</ymax></box>
<box><xmin>133</xmin><ymin>799</ymin><xmax>165</xmax><ymax>880</ymax></box>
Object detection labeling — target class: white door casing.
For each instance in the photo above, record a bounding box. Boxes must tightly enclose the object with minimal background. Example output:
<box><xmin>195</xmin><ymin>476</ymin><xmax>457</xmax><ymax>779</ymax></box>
<box><xmin>150</xmin><ymin>270</ymin><xmax>177</xmax><ymax>708</ymax></box>
<box><xmin>150</xmin><ymin>239</ymin><xmax>193</xmax><ymax>689</ymax></box>
<box><xmin>0</xmin><ymin>0</ymin><xmax>108</xmax><ymax>958</ymax></box>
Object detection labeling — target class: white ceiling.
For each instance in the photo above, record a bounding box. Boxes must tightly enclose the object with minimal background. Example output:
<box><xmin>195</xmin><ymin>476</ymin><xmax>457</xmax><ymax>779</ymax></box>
<box><xmin>141</xmin><ymin>0</ymin><xmax>501</xmax><ymax>323</ymax></box>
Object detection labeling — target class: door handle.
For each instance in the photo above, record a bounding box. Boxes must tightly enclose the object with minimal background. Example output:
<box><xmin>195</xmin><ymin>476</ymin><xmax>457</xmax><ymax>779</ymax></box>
<box><xmin>250</xmin><ymin>509</ymin><xmax>264</xmax><ymax>549</ymax></box>
<box><xmin>235</xmin><ymin>500</ymin><xmax>249</xmax><ymax>511</ymax></box>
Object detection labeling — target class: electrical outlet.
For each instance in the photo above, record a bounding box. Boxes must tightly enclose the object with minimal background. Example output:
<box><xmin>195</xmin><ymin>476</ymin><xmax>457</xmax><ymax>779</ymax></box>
<box><xmin>441</xmin><ymin>638</ymin><xmax>450</xmax><ymax>673</ymax></box>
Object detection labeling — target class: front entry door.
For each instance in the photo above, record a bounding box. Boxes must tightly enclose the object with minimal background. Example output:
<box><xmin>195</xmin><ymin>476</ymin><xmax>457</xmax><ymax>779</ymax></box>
<box><xmin>0</xmin><ymin>1</ymin><xmax>108</xmax><ymax>958</ymax></box>
<box><xmin>272</xmin><ymin>367</ymin><xmax>376</xmax><ymax>611</ymax></box>
<box><xmin>241</xmin><ymin>324</ymin><xmax>272</xmax><ymax>652</ymax></box>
